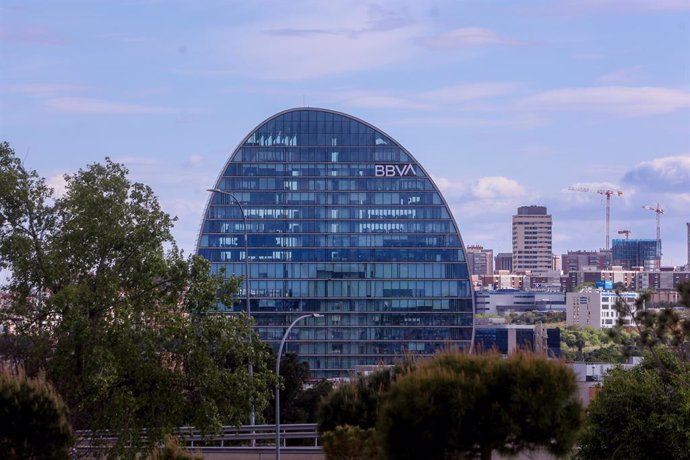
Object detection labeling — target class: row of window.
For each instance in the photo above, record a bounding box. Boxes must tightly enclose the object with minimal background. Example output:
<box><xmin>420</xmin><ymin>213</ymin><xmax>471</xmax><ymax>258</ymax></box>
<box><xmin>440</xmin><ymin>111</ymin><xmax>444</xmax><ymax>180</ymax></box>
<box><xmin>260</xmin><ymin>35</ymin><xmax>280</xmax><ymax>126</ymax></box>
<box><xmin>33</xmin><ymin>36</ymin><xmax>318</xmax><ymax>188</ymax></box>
<box><xmin>206</xmin><ymin>206</ymin><xmax>450</xmax><ymax>220</ymax></box>
<box><xmin>202</xmin><ymin>220</ymin><xmax>457</xmax><ymax>235</ymax></box>
<box><xmin>218</xmin><ymin>177</ymin><xmax>436</xmax><ymax>192</ymax></box>
<box><xmin>252</xmin><ymin>312</ymin><xmax>472</xmax><ymax>326</ymax></box>
<box><xmin>223</xmin><ymin>162</ymin><xmax>426</xmax><ymax>178</ymax></box>
<box><xmin>226</xmin><ymin>279</ymin><xmax>471</xmax><ymax>298</ymax></box>
<box><xmin>211</xmin><ymin>262</ymin><xmax>469</xmax><ymax>279</ymax></box>
<box><xmin>210</xmin><ymin>191</ymin><xmax>443</xmax><ymax>206</ymax></box>
<box><xmin>233</xmin><ymin>146</ymin><xmax>409</xmax><ymax>162</ymax></box>
<box><xmin>199</xmin><ymin>234</ymin><xmax>460</xmax><ymax>249</ymax></box>
<box><xmin>234</xmin><ymin>298</ymin><xmax>473</xmax><ymax>312</ymax></box>
<box><xmin>200</xmin><ymin>248</ymin><xmax>465</xmax><ymax>263</ymax></box>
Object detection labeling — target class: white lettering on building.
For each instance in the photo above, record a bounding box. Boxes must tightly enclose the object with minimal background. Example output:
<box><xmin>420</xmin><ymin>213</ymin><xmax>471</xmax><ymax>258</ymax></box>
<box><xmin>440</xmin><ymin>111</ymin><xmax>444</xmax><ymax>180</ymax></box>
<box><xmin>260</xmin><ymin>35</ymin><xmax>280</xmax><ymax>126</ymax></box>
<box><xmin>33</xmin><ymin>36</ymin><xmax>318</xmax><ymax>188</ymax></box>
<box><xmin>374</xmin><ymin>164</ymin><xmax>417</xmax><ymax>177</ymax></box>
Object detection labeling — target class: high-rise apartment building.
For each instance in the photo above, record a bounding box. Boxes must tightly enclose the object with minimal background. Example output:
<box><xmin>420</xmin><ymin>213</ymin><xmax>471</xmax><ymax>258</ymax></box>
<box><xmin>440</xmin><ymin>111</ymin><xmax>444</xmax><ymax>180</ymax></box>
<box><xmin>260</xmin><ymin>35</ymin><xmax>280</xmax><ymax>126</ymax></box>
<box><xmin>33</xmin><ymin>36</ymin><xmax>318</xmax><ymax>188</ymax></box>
<box><xmin>466</xmin><ymin>245</ymin><xmax>494</xmax><ymax>276</ymax></box>
<box><xmin>512</xmin><ymin>206</ymin><xmax>553</xmax><ymax>273</ymax></box>
<box><xmin>196</xmin><ymin>108</ymin><xmax>474</xmax><ymax>378</ymax></box>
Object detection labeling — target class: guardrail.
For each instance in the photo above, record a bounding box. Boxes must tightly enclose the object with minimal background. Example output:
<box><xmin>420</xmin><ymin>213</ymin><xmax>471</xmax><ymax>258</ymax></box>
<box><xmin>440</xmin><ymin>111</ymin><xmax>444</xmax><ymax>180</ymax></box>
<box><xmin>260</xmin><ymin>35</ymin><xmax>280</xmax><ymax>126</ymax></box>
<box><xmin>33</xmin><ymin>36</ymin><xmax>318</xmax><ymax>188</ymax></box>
<box><xmin>75</xmin><ymin>423</ymin><xmax>321</xmax><ymax>451</ymax></box>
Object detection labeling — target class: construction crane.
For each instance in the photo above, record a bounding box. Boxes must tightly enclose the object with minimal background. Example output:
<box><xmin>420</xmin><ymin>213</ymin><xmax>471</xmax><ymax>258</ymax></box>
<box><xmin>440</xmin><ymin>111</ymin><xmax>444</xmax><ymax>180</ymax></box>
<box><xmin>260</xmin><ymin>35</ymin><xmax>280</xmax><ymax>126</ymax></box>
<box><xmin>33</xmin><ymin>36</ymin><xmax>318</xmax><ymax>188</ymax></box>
<box><xmin>568</xmin><ymin>186</ymin><xmax>624</xmax><ymax>256</ymax></box>
<box><xmin>642</xmin><ymin>203</ymin><xmax>664</xmax><ymax>269</ymax></box>
<box><xmin>617</xmin><ymin>229</ymin><xmax>631</xmax><ymax>240</ymax></box>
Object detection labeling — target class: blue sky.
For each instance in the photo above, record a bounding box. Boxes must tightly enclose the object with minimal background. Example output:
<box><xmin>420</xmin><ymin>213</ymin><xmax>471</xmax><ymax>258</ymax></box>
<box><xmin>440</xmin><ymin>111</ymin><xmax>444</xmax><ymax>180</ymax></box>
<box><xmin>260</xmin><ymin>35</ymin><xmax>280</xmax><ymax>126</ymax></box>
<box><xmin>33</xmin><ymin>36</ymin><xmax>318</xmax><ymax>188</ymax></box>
<box><xmin>1</xmin><ymin>0</ymin><xmax>689</xmax><ymax>266</ymax></box>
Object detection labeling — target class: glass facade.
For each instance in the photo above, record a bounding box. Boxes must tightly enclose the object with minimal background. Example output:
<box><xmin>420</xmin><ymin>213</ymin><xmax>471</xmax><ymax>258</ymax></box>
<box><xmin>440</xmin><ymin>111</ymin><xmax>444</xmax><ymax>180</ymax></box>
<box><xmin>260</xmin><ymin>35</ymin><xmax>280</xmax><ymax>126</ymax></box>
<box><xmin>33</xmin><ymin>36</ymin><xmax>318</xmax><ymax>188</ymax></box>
<box><xmin>612</xmin><ymin>239</ymin><xmax>658</xmax><ymax>270</ymax></box>
<box><xmin>197</xmin><ymin>108</ymin><xmax>474</xmax><ymax>378</ymax></box>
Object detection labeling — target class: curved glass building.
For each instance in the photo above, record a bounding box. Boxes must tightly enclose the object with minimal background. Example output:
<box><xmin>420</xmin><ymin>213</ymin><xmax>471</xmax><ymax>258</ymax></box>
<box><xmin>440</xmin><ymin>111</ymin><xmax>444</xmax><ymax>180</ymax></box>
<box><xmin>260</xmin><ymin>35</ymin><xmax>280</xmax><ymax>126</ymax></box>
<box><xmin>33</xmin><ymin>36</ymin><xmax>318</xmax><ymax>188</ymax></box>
<box><xmin>197</xmin><ymin>108</ymin><xmax>473</xmax><ymax>378</ymax></box>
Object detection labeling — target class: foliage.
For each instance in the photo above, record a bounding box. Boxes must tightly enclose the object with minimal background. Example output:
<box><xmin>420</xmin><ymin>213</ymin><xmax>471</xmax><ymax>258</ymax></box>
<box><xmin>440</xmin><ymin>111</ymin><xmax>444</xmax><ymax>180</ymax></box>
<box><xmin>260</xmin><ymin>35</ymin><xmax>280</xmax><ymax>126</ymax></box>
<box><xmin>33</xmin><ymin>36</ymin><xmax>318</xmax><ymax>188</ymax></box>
<box><xmin>317</xmin><ymin>362</ymin><xmax>412</xmax><ymax>434</ymax></box>
<box><xmin>560</xmin><ymin>326</ymin><xmax>631</xmax><ymax>362</ymax></box>
<box><xmin>507</xmin><ymin>311</ymin><xmax>565</xmax><ymax>325</ymax></box>
<box><xmin>377</xmin><ymin>352</ymin><xmax>583</xmax><ymax>460</ymax></box>
<box><xmin>0</xmin><ymin>365</ymin><xmax>73</xmax><ymax>459</ymax></box>
<box><xmin>321</xmin><ymin>425</ymin><xmax>383</xmax><ymax>460</ymax></box>
<box><xmin>147</xmin><ymin>435</ymin><xmax>202</xmax><ymax>460</ymax></box>
<box><xmin>578</xmin><ymin>282</ymin><xmax>690</xmax><ymax>459</ymax></box>
<box><xmin>263</xmin><ymin>352</ymin><xmax>309</xmax><ymax>423</ymax></box>
<box><xmin>575</xmin><ymin>282</ymin><xmax>596</xmax><ymax>292</ymax></box>
<box><xmin>578</xmin><ymin>352</ymin><xmax>690</xmax><ymax>460</ymax></box>
<box><xmin>291</xmin><ymin>379</ymin><xmax>333</xmax><ymax>424</ymax></box>
<box><xmin>610</xmin><ymin>282</ymin><xmax>690</xmax><ymax>374</ymax></box>
<box><xmin>0</xmin><ymin>143</ymin><xmax>274</xmax><ymax>456</ymax></box>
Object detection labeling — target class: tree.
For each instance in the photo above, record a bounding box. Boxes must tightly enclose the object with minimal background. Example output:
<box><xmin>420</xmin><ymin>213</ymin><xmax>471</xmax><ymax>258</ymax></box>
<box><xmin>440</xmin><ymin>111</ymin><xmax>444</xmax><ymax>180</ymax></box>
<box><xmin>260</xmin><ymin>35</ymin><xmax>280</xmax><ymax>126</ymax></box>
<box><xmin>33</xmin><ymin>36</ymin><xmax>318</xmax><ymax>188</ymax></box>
<box><xmin>317</xmin><ymin>363</ymin><xmax>409</xmax><ymax>434</ymax></box>
<box><xmin>577</xmin><ymin>354</ymin><xmax>690</xmax><ymax>460</ymax></box>
<box><xmin>0</xmin><ymin>143</ymin><xmax>274</xmax><ymax>456</ymax></box>
<box><xmin>263</xmin><ymin>352</ymin><xmax>309</xmax><ymax>424</ymax></box>
<box><xmin>578</xmin><ymin>282</ymin><xmax>690</xmax><ymax>459</ymax></box>
<box><xmin>321</xmin><ymin>425</ymin><xmax>383</xmax><ymax>460</ymax></box>
<box><xmin>0</xmin><ymin>366</ymin><xmax>72</xmax><ymax>459</ymax></box>
<box><xmin>377</xmin><ymin>352</ymin><xmax>583</xmax><ymax>460</ymax></box>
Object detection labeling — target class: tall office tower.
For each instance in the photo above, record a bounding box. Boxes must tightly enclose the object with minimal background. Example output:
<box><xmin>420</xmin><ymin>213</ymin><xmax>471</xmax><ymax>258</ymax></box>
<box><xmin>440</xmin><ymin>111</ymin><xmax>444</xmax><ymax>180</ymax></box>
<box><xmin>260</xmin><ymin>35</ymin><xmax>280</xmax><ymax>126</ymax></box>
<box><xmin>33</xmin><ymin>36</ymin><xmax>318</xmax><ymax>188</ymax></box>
<box><xmin>687</xmin><ymin>223</ymin><xmax>690</xmax><ymax>269</ymax></box>
<box><xmin>466</xmin><ymin>245</ymin><xmax>494</xmax><ymax>276</ymax></box>
<box><xmin>197</xmin><ymin>108</ymin><xmax>474</xmax><ymax>378</ymax></box>
<box><xmin>512</xmin><ymin>206</ymin><xmax>553</xmax><ymax>272</ymax></box>
<box><xmin>611</xmin><ymin>239</ymin><xmax>658</xmax><ymax>270</ymax></box>
<box><xmin>495</xmin><ymin>252</ymin><xmax>513</xmax><ymax>272</ymax></box>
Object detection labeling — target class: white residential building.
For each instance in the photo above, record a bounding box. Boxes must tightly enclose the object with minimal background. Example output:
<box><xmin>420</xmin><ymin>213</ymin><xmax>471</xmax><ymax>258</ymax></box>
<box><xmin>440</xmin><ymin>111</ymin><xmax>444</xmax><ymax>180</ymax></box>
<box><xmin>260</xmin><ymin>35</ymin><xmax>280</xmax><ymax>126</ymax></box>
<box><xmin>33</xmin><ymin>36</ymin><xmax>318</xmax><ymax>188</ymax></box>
<box><xmin>566</xmin><ymin>290</ymin><xmax>640</xmax><ymax>329</ymax></box>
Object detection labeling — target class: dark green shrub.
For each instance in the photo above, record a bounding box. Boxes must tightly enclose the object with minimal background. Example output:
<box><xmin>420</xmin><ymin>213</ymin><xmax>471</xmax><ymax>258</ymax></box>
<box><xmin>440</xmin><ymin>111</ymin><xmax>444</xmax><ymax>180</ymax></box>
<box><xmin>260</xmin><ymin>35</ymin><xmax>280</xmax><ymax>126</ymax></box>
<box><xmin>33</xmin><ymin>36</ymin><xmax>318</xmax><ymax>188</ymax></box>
<box><xmin>0</xmin><ymin>366</ymin><xmax>73</xmax><ymax>459</ymax></box>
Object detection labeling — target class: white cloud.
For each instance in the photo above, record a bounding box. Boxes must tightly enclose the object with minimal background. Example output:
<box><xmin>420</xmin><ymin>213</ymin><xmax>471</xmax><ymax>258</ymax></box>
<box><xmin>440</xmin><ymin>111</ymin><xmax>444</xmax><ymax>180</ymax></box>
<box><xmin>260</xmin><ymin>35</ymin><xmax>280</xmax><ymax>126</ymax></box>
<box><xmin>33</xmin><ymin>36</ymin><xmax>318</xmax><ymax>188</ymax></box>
<box><xmin>598</xmin><ymin>66</ymin><xmax>644</xmax><ymax>84</ymax></box>
<box><xmin>209</xmin><ymin>3</ymin><xmax>425</xmax><ymax>81</ymax></box>
<box><xmin>46</xmin><ymin>173</ymin><xmax>68</xmax><ymax>197</ymax></box>
<box><xmin>2</xmin><ymin>83</ymin><xmax>91</xmax><ymax>96</ymax></box>
<box><xmin>623</xmin><ymin>154</ymin><xmax>690</xmax><ymax>192</ymax></box>
<box><xmin>46</xmin><ymin>97</ymin><xmax>179</xmax><ymax>115</ymax></box>
<box><xmin>421</xmin><ymin>83</ymin><xmax>521</xmax><ymax>103</ymax></box>
<box><xmin>423</xmin><ymin>28</ymin><xmax>525</xmax><ymax>49</ymax></box>
<box><xmin>433</xmin><ymin>176</ymin><xmax>467</xmax><ymax>197</ymax></box>
<box><xmin>521</xmin><ymin>86</ymin><xmax>690</xmax><ymax>116</ymax></box>
<box><xmin>471</xmin><ymin>176</ymin><xmax>526</xmax><ymax>199</ymax></box>
<box><xmin>559</xmin><ymin>0</ymin><xmax>690</xmax><ymax>13</ymax></box>
<box><xmin>185</xmin><ymin>155</ymin><xmax>205</xmax><ymax>167</ymax></box>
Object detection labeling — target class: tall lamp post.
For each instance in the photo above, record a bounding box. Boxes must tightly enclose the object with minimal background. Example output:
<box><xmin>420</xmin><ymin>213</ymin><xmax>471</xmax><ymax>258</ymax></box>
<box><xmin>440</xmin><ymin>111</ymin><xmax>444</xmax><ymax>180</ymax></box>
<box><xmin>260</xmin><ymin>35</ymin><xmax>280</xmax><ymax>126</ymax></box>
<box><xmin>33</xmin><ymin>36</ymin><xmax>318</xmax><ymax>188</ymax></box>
<box><xmin>206</xmin><ymin>188</ymin><xmax>255</xmax><ymax>427</ymax></box>
<box><xmin>276</xmin><ymin>313</ymin><xmax>323</xmax><ymax>460</ymax></box>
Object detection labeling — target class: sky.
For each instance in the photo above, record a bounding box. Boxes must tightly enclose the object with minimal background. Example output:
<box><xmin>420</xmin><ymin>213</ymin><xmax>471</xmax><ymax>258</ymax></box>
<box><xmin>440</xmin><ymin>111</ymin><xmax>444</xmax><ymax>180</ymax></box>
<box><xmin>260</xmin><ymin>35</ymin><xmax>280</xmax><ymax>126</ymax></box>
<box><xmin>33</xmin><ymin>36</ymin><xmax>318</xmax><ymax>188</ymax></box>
<box><xmin>1</xmin><ymin>0</ymin><xmax>689</xmax><ymax>266</ymax></box>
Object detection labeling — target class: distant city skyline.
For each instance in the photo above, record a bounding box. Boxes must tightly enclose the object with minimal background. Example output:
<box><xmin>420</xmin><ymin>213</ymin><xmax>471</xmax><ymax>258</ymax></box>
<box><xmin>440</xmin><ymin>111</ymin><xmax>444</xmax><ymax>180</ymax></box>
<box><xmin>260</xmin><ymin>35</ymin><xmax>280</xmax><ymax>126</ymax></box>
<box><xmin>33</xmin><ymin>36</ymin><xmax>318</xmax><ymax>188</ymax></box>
<box><xmin>1</xmin><ymin>1</ymin><xmax>688</xmax><ymax>264</ymax></box>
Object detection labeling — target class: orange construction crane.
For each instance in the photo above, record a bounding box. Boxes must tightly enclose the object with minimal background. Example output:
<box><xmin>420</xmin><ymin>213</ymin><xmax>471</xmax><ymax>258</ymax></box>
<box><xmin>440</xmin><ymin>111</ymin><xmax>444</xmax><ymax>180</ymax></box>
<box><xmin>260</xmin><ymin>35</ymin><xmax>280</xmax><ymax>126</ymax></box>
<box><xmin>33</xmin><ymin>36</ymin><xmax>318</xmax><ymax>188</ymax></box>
<box><xmin>617</xmin><ymin>229</ymin><xmax>631</xmax><ymax>240</ymax></box>
<box><xmin>642</xmin><ymin>203</ymin><xmax>664</xmax><ymax>269</ymax></box>
<box><xmin>568</xmin><ymin>186</ymin><xmax>624</xmax><ymax>256</ymax></box>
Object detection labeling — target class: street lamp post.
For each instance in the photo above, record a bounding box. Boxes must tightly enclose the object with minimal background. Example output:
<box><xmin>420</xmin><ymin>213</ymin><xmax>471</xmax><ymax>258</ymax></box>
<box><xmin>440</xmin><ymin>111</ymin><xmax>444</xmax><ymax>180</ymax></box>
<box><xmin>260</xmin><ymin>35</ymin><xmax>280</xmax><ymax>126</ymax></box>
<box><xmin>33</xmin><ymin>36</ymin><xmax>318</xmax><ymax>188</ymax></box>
<box><xmin>276</xmin><ymin>313</ymin><xmax>323</xmax><ymax>460</ymax></box>
<box><xmin>206</xmin><ymin>188</ymin><xmax>255</xmax><ymax>427</ymax></box>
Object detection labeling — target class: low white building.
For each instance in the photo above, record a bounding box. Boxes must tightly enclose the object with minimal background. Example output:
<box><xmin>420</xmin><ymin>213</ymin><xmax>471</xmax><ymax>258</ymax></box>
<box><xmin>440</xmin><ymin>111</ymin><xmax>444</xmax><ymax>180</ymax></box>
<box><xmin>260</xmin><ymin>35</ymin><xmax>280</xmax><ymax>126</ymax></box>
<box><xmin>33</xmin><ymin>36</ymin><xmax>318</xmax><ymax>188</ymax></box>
<box><xmin>566</xmin><ymin>290</ymin><xmax>640</xmax><ymax>329</ymax></box>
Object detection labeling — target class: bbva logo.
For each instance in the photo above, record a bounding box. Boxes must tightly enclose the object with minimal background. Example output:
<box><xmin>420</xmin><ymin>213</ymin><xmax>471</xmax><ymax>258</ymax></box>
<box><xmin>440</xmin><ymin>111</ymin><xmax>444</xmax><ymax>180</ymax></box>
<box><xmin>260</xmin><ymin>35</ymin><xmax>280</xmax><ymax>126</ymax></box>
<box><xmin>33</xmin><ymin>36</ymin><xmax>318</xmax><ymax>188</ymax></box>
<box><xmin>374</xmin><ymin>164</ymin><xmax>418</xmax><ymax>177</ymax></box>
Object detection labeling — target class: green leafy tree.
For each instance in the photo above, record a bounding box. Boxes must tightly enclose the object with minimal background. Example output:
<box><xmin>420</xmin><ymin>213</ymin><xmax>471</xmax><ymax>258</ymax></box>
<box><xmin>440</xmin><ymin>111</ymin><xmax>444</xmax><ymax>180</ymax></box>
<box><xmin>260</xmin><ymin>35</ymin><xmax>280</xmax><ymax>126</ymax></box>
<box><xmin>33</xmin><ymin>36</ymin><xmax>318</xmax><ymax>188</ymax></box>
<box><xmin>0</xmin><ymin>366</ymin><xmax>72</xmax><ymax>459</ymax></box>
<box><xmin>263</xmin><ymin>352</ymin><xmax>309</xmax><ymax>424</ymax></box>
<box><xmin>578</xmin><ymin>282</ymin><xmax>690</xmax><ymax>459</ymax></box>
<box><xmin>377</xmin><ymin>352</ymin><xmax>583</xmax><ymax>460</ymax></box>
<box><xmin>577</xmin><ymin>353</ymin><xmax>690</xmax><ymax>460</ymax></box>
<box><xmin>0</xmin><ymin>143</ymin><xmax>273</xmax><ymax>456</ymax></box>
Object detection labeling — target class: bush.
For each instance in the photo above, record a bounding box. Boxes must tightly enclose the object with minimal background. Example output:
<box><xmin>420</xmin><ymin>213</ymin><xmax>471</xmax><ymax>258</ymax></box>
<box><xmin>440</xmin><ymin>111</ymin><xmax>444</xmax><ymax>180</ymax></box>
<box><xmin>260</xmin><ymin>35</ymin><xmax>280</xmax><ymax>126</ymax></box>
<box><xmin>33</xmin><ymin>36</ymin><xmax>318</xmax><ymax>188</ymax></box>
<box><xmin>321</xmin><ymin>425</ymin><xmax>382</xmax><ymax>460</ymax></box>
<box><xmin>0</xmin><ymin>366</ymin><xmax>73</xmax><ymax>459</ymax></box>
<box><xmin>378</xmin><ymin>352</ymin><xmax>583</xmax><ymax>460</ymax></box>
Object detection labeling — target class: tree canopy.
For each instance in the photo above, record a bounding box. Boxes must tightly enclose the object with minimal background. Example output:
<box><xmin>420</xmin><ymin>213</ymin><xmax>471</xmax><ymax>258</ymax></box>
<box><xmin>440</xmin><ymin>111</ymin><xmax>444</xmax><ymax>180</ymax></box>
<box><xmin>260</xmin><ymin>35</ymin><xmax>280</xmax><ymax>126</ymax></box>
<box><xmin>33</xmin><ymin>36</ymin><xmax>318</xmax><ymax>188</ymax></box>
<box><xmin>0</xmin><ymin>142</ymin><xmax>273</xmax><ymax>455</ymax></box>
<box><xmin>377</xmin><ymin>352</ymin><xmax>582</xmax><ymax>460</ymax></box>
<box><xmin>577</xmin><ymin>282</ymin><xmax>690</xmax><ymax>459</ymax></box>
